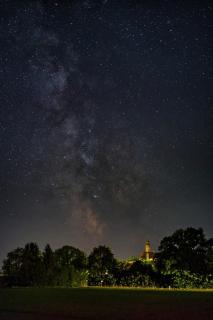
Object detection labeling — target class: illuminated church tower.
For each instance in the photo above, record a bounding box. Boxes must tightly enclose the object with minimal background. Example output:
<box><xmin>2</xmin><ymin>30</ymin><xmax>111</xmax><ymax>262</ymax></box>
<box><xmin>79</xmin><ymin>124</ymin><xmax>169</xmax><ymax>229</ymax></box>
<box><xmin>141</xmin><ymin>240</ymin><xmax>154</xmax><ymax>262</ymax></box>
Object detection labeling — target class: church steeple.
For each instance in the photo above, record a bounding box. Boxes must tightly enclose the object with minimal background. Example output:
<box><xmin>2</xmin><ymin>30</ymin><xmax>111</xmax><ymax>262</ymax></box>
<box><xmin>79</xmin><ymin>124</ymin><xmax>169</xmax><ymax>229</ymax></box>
<box><xmin>145</xmin><ymin>240</ymin><xmax>151</xmax><ymax>260</ymax></box>
<box><xmin>141</xmin><ymin>240</ymin><xmax>154</xmax><ymax>262</ymax></box>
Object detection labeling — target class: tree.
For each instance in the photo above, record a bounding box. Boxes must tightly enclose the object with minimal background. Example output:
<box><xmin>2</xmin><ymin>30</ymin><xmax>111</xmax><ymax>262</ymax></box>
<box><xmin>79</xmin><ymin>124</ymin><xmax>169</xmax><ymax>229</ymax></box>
<box><xmin>206</xmin><ymin>238</ymin><xmax>213</xmax><ymax>274</ymax></box>
<box><xmin>2</xmin><ymin>247</ymin><xmax>24</xmax><ymax>286</ymax></box>
<box><xmin>54</xmin><ymin>246</ymin><xmax>87</xmax><ymax>287</ymax></box>
<box><xmin>156</xmin><ymin>227</ymin><xmax>209</xmax><ymax>275</ymax></box>
<box><xmin>112</xmin><ymin>261</ymin><xmax>129</xmax><ymax>286</ymax></box>
<box><xmin>88</xmin><ymin>245</ymin><xmax>116</xmax><ymax>285</ymax></box>
<box><xmin>21</xmin><ymin>242</ymin><xmax>43</xmax><ymax>286</ymax></box>
<box><xmin>112</xmin><ymin>260</ymin><xmax>156</xmax><ymax>287</ymax></box>
<box><xmin>55</xmin><ymin>246</ymin><xmax>87</xmax><ymax>269</ymax></box>
<box><xmin>42</xmin><ymin>244</ymin><xmax>55</xmax><ymax>286</ymax></box>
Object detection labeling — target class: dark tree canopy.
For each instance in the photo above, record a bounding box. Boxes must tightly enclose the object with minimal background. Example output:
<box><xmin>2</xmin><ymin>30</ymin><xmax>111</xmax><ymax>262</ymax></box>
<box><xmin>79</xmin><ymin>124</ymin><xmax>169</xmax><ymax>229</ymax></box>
<box><xmin>2</xmin><ymin>247</ymin><xmax>24</xmax><ymax>286</ymax></box>
<box><xmin>88</xmin><ymin>245</ymin><xmax>116</xmax><ymax>274</ymax></box>
<box><xmin>55</xmin><ymin>245</ymin><xmax>87</xmax><ymax>270</ymax></box>
<box><xmin>2</xmin><ymin>228</ymin><xmax>213</xmax><ymax>289</ymax></box>
<box><xmin>156</xmin><ymin>227</ymin><xmax>211</xmax><ymax>274</ymax></box>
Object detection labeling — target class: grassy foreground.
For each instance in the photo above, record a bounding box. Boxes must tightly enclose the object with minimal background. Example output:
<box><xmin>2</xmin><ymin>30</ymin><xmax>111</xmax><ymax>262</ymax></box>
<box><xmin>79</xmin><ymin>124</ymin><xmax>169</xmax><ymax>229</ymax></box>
<box><xmin>0</xmin><ymin>287</ymin><xmax>213</xmax><ymax>320</ymax></box>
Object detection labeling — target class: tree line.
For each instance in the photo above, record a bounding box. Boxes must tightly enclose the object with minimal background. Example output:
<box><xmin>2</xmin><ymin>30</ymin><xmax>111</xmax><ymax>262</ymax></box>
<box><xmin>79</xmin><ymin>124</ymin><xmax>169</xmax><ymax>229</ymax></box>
<box><xmin>1</xmin><ymin>227</ymin><xmax>213</xmax><ymax>288</ymax></box>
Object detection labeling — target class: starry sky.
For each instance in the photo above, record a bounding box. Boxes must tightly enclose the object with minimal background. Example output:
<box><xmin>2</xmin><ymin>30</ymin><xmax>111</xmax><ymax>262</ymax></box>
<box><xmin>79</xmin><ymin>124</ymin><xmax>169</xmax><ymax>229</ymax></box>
<box><xmin>0</xmin><ymin>0</ymin><xmax>213</xmax><ymax>264</ymax></box>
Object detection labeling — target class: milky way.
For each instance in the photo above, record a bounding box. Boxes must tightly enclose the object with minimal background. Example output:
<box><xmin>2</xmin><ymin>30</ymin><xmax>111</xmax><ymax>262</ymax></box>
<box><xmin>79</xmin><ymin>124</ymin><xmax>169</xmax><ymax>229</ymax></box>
<box><xmin>0</xmin><ymin>1</ymin><xmax>213</xmax><ymax>263</ymax></box>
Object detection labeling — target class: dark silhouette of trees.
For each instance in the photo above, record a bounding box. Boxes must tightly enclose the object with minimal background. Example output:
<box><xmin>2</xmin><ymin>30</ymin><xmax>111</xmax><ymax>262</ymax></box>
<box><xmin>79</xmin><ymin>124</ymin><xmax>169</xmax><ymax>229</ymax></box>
<box><xmin>21</xmin><ymin>243</ymin><xmax>43</xmax><ymax>286</ymax></box>
<box><xmin>2</xmin><ymin>247</ymin><xmax>24</xmax><ymax>286</ymax></box>
<box><xmin>2</xmin><ymin>227</ymin><xmax>213</xmax><ymax>288</ymax></box>
<box><xmin>112</xmin><ymin>260</ymin><xmax>156</xmax><ymax>287</ymax></box>
<box><xmin>3</xmin><ymin>243</ymin><xmax>43</xmax><ymax>286</ymax></box>
<box><xmin>43</xmin><ymin>244</ymin><xmax>55</xmax><ymax>286</ymax></box>
<box><xmin>54</xmin><ymin>246</ymin><xmax>87</xmax><ymax>287</ymax></box>
<box><xmin>55</xmin><ymin>246</ymin><xmax>87</xmax><ymax>270</ymax></box>
<box><xmin>2</xmin><ymin>243</ymin><xmax>87</xmax><ymax>287</ymax></box>
<box><xmin>156</xmin><ymin>227</ymin><xmax>210</xmax><ymax>275</ymax></box>
<box><xmin>88</xmin><ymin>245</ymin><xmax>116</xmax><ymax>285</ymax></box>
<box><xmin>129</xmin><ymin>260</ymin><xmax>155</xmax><ymax>286</ymax></box>
<box><xmin>206</xmin><ymin>238</ymin><xmax>213</xmax><ymax>274</ymax></box>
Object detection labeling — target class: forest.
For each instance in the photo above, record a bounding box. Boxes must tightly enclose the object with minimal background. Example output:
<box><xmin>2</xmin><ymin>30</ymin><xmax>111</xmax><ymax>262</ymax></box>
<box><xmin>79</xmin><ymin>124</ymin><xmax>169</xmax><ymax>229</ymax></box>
<box><xmin>1</xmin><ymin>227</ymin><xmax>213</xmax><ymax>289</ymax></box>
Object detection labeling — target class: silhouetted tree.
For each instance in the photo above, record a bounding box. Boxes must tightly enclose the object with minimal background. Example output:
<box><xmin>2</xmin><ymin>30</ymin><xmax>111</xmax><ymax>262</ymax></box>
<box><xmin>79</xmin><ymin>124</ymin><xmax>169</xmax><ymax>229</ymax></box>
<box><xmin>2</xmin><ymin>247</ymin><xmax>24</xmax><ymax>286</ymax></box>
<box><xmin>156</xmin><ymin>227</ymin><xmax>209</xmax><ymax>275</ymax></box>
<box><xmin>2</xmin><ymin>228</ymin><xmax>213</xmax><ymax>288</ymax></box>
<box><xmin>88</xmin><ymin>245</ymin><xmax>116</xmax><ymax>285</ymax></box>
<box><xmin>54</xmin><ymin>245</ymin><xmax>87</xmax><ymax>287</ymax></box>
<box><xmin>20</xmin><ymin>242</ymin><xmax>43</xmax><ymax>286</ymax></box>
<box><xmin>42</xmin><ymin>244</ymin><xmax>55</xmax><ymax>286</ymax></box>
<box><xmin>206</xmin><ymin>237</ymin><xmax>213</xmax><ymax>274</ymax></box>
<box><xmin>55</xmin><ymin>246</ymin><xmax>87</xmax><ymax>269</ymax></box>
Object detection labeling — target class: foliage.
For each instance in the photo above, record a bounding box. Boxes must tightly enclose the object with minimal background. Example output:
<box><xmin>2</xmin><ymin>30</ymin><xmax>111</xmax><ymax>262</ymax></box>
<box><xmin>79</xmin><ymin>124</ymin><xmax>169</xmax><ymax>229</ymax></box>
<box><xmin>88</xmin><ymin>245</ymin><xmax>116</xmax><ymax>286</ymax></box>
<box><xmin>53</xmin><ymin>245</ymin><xmax>88</xmax><ymax>287</ymax></box>
<box><xmin>2</xmin><ymin>227</ymin><xmax>213</xmax><ymax>289</ymax></box>
<box><xmin>20</xmin><ymin>243</ymin><xmax>43</xmax><ymax>286</ymax></box>
<box><xmin>156</xmin><ymin>227</ymin><xmax>211</xmax><ymax>275</ymax></box>
<box><xmin>2</xmin><ymin>247</ymin><xmax>24</xmax><ymax>286</ymax></box>
<box><xmin>206</xmin><ymin>238</ymin><xmax>213</xmax><ymax>274</ymax></box>
<box><xmin>171</xmin><ymin>270</ymin><xmax>205</xmax><ymax>289</ymax></box>
<box><xmin>55</xmin><ymin>246</ymin><xmax>87</xmax><ymax>270</ymax></box>
<box><xmin>43</xmin><ymin>244</ymin><xmax>55</xmax><ymax>286</ymax></box>
<box><xmin>2</xmin><ymin>243</ymin><xmax>88</xmax><ymax>287</ymax></box>
<box><xmin>112</xmin><ymin>260</ymin><xmax>156</xmax><ymax>287</ymax></box>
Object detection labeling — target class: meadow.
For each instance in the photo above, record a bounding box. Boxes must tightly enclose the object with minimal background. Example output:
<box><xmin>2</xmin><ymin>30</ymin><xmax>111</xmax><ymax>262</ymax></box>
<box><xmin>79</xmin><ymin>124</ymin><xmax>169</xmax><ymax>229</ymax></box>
<box><xmin>0</xmin><ymin>287</ymin><xmax>213</xmax><ymax>319</ymax></box>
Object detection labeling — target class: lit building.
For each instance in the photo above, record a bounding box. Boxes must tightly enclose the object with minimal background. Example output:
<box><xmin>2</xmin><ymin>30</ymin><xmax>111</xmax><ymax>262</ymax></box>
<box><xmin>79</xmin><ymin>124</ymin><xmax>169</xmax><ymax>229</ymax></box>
<box><xmin>141</xmin><ymin>240</ymin><xmax>154</xmax><ymax>262</ymax></box>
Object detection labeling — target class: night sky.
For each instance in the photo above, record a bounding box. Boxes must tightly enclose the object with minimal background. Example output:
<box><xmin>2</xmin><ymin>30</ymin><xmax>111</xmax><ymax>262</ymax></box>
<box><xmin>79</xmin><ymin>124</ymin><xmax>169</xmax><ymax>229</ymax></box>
<box><xmin>0</xmin><ymin>0</ymin><xmax>213</xmax><ymax>264</ymax></box>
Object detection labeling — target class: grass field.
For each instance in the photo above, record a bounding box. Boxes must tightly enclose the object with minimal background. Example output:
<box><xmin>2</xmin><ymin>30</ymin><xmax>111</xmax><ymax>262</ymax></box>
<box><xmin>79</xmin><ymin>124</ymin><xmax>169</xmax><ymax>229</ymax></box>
<box><xmin>0</xmin><ymin>287</ymin><xmax>213</xmax><ymax>320</ymax></box>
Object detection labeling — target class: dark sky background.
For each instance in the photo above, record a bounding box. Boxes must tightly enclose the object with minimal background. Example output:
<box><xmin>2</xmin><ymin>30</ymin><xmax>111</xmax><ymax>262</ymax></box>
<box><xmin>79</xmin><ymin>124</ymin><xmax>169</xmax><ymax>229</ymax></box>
<box><xmin>0</xmin><ymin>0</ymin><xmax>213</xmax><ymax>264</ymax></box>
